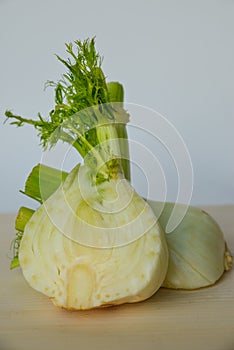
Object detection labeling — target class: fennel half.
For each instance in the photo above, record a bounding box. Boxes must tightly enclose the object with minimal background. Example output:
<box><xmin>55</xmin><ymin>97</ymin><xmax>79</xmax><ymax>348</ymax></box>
<box><xmin>6</xmin><ymin>38</ymin><xmax>168</xmax><ymax>309</ymax></box>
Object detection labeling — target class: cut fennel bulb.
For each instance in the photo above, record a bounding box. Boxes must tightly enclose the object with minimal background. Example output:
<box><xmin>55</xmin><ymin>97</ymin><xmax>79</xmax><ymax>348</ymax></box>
<box><xmin>7</xmin><ymin>39</ymin><xmax>169</xmax><ymax>309</ymax></box>
<box><xmin>19</xmin><ymin>165</ymin><xmax>168</xmax><ymax>309</ymax></box>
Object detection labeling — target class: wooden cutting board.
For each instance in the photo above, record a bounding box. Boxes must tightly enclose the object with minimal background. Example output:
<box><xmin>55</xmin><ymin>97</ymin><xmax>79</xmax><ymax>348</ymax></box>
<box><xmin>0</xmin><ymin>206</ymin><xmax>233</xmax><ymax>350</ymax></box>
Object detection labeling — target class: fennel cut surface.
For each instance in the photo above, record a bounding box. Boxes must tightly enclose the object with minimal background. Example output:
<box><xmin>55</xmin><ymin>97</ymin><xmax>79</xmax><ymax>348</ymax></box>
<box><xmin>19</xmin><ymin>165</ymin><xmax>168</xmax><ymax>310</ymax></box>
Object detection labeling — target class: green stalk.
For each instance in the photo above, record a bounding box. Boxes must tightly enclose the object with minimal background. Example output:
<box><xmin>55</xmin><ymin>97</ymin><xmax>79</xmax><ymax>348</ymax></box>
<box><xmin>107</xmin><ymin>82</ymin><xmax>124</xmax><ymax>105</ymax></box>
<box><xmin>11</xmin><ymin>207</ymin><xmax>35</xmax><ymax>269</ymax></box>
<box><xmin>21</xmin><ymin>163</ymin><xmax>68</xmax><ymax>203</ymax></box>
<box><xmin>10</xmin><ymin>245</ymin><xmax>22</xmax><ymax>269</ymax></box>
<box><xmin>107</xmin><ymin>82</ymin><xmax>131</xmax><ymax>181</ymax></box>
<box><xmin>115</xmin><ymin>123</ymin><xmax>130</xmax><ymax>182</ymax></box>
<box><xmin>15</xmin><ymin>206</ymin><xmax>35</xmax><ymax>232</ymax></box>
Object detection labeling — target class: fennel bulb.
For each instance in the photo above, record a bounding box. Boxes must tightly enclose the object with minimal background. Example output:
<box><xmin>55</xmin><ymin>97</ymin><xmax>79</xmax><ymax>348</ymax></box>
<box><xmin>6</xmin><ymin>38</ymin><xmax>169</xmax><ymax>309</ymax></box>
<box><xmin>148</xmin><ymin>201</ymin><xmax>232</xmax><ymax>289</ymax></box>
<box><xmin>19</xmin><ymin>165</ymin><xmax>168</xmax><ymax>309</ymax></box>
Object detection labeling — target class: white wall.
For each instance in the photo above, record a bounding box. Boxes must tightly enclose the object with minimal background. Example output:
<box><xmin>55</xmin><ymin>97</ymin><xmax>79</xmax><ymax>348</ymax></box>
<box><xmin>0</xmin><ymin>0</ymin><xmax>234</xmax><ymax>212</ymax></box>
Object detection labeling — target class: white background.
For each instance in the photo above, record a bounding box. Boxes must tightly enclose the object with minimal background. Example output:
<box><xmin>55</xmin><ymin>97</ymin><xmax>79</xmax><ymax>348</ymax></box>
<box><xmin>0</xmin><ymin>0</ymin><xmax>234</xmax><ymax>212</ymax></box>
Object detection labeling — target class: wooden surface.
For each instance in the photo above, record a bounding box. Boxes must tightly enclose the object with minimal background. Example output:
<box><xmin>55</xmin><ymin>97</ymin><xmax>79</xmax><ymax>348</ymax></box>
<box><xmin>0</xmin><ymin>206</ymin><xmax>234</xmax><ymax>350</ymax></box>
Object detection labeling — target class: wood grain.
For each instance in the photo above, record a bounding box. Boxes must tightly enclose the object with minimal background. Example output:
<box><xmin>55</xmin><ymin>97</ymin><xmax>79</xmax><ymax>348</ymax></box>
<box><xmin>0</xmin><ymin>206</ymin><xmax>233</xmax><ymax>350</ymax></box>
